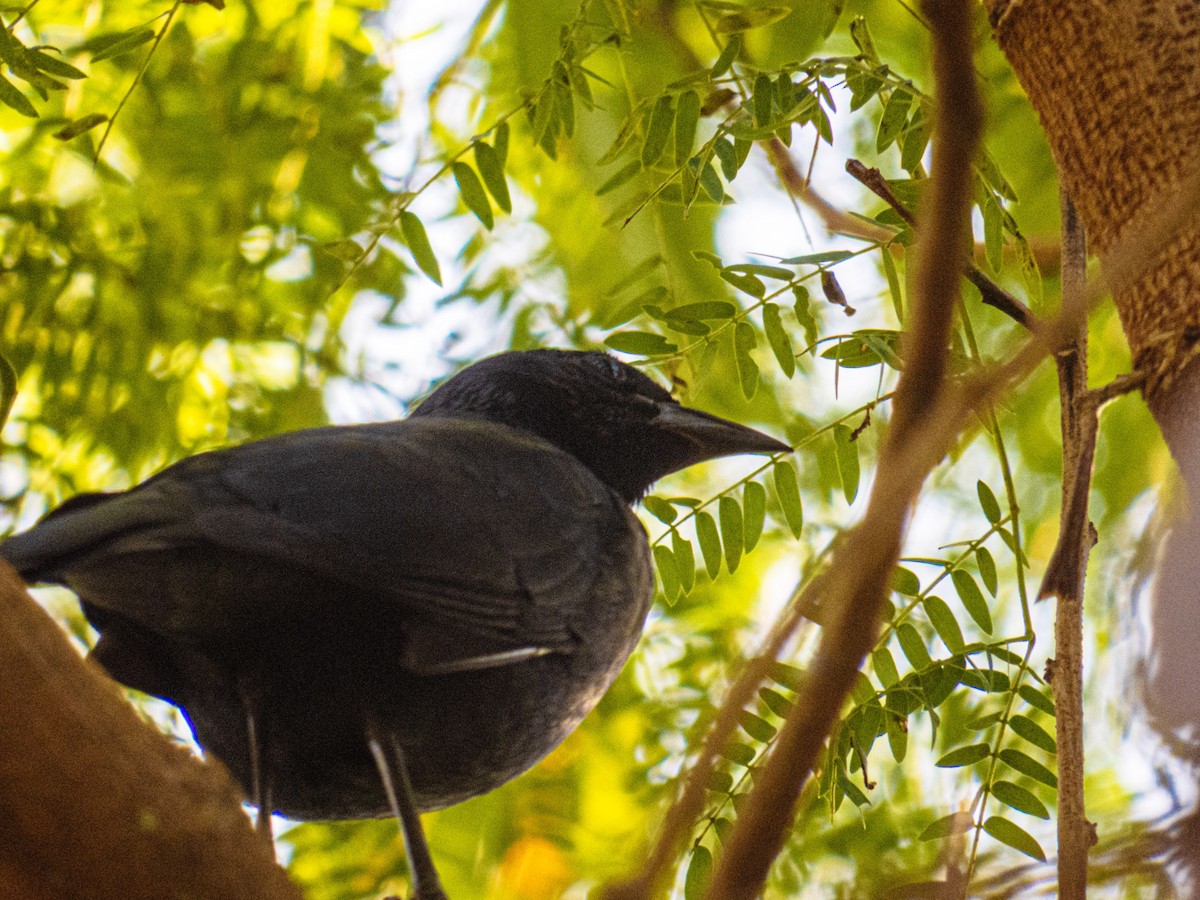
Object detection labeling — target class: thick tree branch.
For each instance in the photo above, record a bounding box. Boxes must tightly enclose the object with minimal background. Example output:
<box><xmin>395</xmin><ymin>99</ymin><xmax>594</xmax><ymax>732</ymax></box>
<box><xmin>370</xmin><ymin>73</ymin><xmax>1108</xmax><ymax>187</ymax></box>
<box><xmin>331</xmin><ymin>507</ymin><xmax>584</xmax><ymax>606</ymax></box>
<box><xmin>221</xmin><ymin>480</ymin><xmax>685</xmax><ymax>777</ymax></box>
<box><xmin>0</xmin><ymin>563</ymin><xmax>300</xmax><ymax>900</ymax></box>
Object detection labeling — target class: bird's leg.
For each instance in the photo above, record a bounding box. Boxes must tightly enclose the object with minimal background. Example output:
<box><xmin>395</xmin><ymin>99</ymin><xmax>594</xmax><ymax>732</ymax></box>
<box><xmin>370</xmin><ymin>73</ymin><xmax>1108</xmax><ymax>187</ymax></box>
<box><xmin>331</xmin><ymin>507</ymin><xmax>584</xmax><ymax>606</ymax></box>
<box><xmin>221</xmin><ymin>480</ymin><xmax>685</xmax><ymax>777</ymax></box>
<box><xmin>240</xmin><ymin>680</ymin><xmax>274</xmax><ymax>842</ymax></box>
<box><xmin>365</xmin><ymin>717</ymin><xmax>448</xmax><ymax>900</ymax></box>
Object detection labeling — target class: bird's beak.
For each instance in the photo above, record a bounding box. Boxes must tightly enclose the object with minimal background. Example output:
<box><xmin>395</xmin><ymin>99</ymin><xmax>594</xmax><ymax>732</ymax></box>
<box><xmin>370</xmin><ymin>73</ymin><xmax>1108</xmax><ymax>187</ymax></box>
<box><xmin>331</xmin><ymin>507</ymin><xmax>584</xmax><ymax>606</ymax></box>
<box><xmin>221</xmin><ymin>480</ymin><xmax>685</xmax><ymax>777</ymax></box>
<box><xmin>653</xmin><ymin>402</ymin><xmax>791</xmax><ymax>461</ymax></box>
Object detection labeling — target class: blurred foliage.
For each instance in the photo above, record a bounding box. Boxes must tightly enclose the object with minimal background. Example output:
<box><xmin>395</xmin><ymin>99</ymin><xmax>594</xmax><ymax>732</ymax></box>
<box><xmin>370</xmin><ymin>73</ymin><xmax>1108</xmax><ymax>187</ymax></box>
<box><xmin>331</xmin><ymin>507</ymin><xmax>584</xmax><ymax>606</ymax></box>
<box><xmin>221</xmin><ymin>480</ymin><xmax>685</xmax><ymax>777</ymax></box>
<box><xmin>0</xmin><ymin>0</ymin><xmax>1179</xmax><ymax>898</ymax></box>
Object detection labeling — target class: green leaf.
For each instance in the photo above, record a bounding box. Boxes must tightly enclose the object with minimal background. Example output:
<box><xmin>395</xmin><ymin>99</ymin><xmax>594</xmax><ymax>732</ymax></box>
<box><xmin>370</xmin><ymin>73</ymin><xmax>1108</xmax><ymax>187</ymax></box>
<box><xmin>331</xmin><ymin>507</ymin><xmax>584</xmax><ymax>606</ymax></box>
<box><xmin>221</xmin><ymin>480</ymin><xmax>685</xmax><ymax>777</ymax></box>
<box><xmin>753</xmin><ymin>73</ymin><xmax>773</xmax><ymax>128</ymax></box>
<box><xmin>919</xmin><ymin>811</ymin><xmax>974</xmax><ymax>841</ymax></box>
<box><xmin>935</xmin><ymin>742</ymin><xmax>990</xmax><ymax>768</ymax></box>
<box><xmin>896</xmin><ymin>623</ymin><xmax>932</xmax><ymax>670</ymax></box>
<box><xmin>696</xmin><ymin>511</ymin><xmax>722</xmax><ymax>579</ymax></box>
<box><xmin>719</xmin><ymin>495</ymin><xmax>743</xmax><ymax>573</ymax></box>
<box><xmin>982</xmin><ymin>194</ymin><xmax>1003</xmax><ymax>275</ymax></box>
<box><xmin>881</xmin><ymin>245</ymin><xmax>903</xmax><ymax>321</ymax></box>
<box><xmin>604</xmin><ymin>331</ymin><xmax>678</xmax><ymax>356</ymax></box>
<box><xmin>740</xmin><ymin>711</ymin><xmax>777</xmax><ymax>743</ymax></box>
<box><xmin>999</xmin><ymin>748</ymin><xmax>1058</xmax><ymax>788</ymax></box>
<box><xmin>452</xmin><ymin>162</ymin><xmax>494</xmax><ymax>229</ymax></box>
<box><xmin>1015</xmin><ymin>233</ymin><xmax>1043</xmax><ymax>304</ymax></box>
<box><xmin>839</xmin><ymin>773</ymin><xmax>871</xmax><ymax>808</ymax></box>
<box><xmin>654</xmin><ymin>543</ymin><xmax>681</xmax><ymax>602</ymax></box>
<box><xmin>698</xmin><ymin>162</ymin><xmax>724</xmax><ymax>204</ymax></box>
<box><xmin>759</xmin><ymin>686</ymin><xmax>792</xmax><ymax>718</ymax></box>
<box><xmin>54</xmin><ymin>112</ymin><xmax>108</xmax><ymax>141</ymax></box>
<box><xmin>684</xmin><ymin>846</ymin><xmax>712</xmax><ymax>900</ymax></box>
<box><xmin>88</xmin><ymin>28</ymin><xmax>156</xmax><ymax>63</ymax></box>
<box><xmin>780</xmin><ymin>249</ymin><xmax>854</xmax><ymax>266</ymax></box>
<box><xmin>743</xmin><ymin>482</ymin><xmax>766</xmax><ymax>552</ymax></box>
<box><xmin>976</xmin><ymin>547</ymin><xmax>998</xmax><ymax>596</ymax></box>
<box><xmin>761</xmin><ymin>303</ymin><xmax>794</xmax><ymax>378</ymax></box>
<box><xmin>642</xmin><ymin>95</ymin><xmax>675</xmax><ymax>168</ymax></box>
<box><xmin>721</xmin><ymin>742</ymin><xmax>756</xmax><ymax>766</ymax></box>
<box><xmin>872</xmin><ymin>648</ymin><xmax>899</xmax><ymax>688</ymax></box>
<box><xmin>951</xmin><ymin>569</ymin><xmax>993</xmax><ymax>634</ymax></box>
<box><xmin>983</xmin><ymin>816</ymin><xmax>1046</xmax><ymax>861</ymax></box>
<box><xmin>721</xmin><ymin>269</ymin><xmax>765</xmax><ymax>298</ymax></box>
<box><xmin>992</xmin><ymin>780</ymin><xmax>1050</xmax><ymax>819</ymax></box>
<box><xmin>733</xmin><ymin>321</ymin><xmax>759</xmax><ymax>399</ymax></box>
<box><xmin>673</xmin><ymin>531</ymin><xmax>696</xmax><ymax>594</ymax></box>
<box><xmin>0</xmin><ymin>354</ymin><xmax>16</xmax><ymax>429</ymax></box>
<box><xmin>886</xmin><ymin>713</ymin><xmax>908</xmax><ymax>762</ymax></box>
<box><xmin>597</xmin><ymin>159</ymin><xmax>642</xmax><ymax>196</ymax></box>
<box><xmin>1018</xmin><ymin>685</ymin><xmax>1056</xmax><ymax>717</ymax></box>
<box><xmin>876</xmin><ymin>87</ymin><xmax>913</xmax><ymax>153</ymax></box>
<box><xmin>900</xmin><ymin>102</ymin><xmax>931</xmax><ymax>175</ymax></box>
<box><xmin>714</xmin><ymin>137</ymin><xmax>739</xmax><ymax>181</ymax></box>
<box><xmin>891</xmin><ymin>566</ymin><xmax>920</xmax><ymax>596</ymax></box>
<box><xmin>667</xmin><ymin>301</ymin><xmax>737</xmax><ymax>321</ymax></box>
<box><xmin>716</xmin><ymin>6</ymin><xmax>792</xmax><ymax>33</ymax></box>
<box><xmin>710</xmin><ymin>34</ymin><xmax>741</xmax><ymax>78</ymax></box>
<box><xmin>0</xmin><ymin>72</ymin><xmax>37</xmax><ymax>117</ymax></box>
<box><xmin>833</xmin><ymin>424</ymin><xmax>860</xmax><ymax>504</ymax></box>
<box><xmin>924</xmin><ymin>596</ymin><xmax>965</xmax><ymax>652</ymax></box>
<box><xmin>724</xmin><ymin>263</ymin><xmax>793</xmax><ymax>280</ymax></box>
<box><xmin>770</xmin><ymin>661</ymin><xmax>805</xmax><ymax>691</ymax></box>
<box><xmin>643</xmin><ymin>495</ymin><xmax>677</xmax><ymax>524</ymax></box>
<box><xmin>674</xmin><ymin>90</ymin><xmax>700</xmax><ymax>166</ymax></box>
<box><xmin>27</xmin><ymin>49</ymin><xmax>85</xmax><ymax>80</ymax></box>
<box><xmin>977</xmin><ymin>480</ymin><xmax>1002</xmax><ymax>524</ymax></box>
<box><xmin>493</xmin><ymin>121</ymin><xmax>510</xmax><ymax>166</ymax></box>
<box><xmin>398</xmin><ymin>211</ymin><xmax>442</xmax><ymax>286</ymax></box>
<box><xmin>1009</xmin><ymin>715</ymin><xmax>1057</xmax><ymax>754</ymax></box>
<box><xmin>321</xmin><ymin>239</ymin><xmax>364</xmax><ymax>261</ymax></box>
<box><xmin>773</xmin><ymin>461</ymin><xmax>803</xmax><ymax>537</ymax></box>
<box><xmin>473</xmin><ymin>141</ymin><xmax>512</xmax><ymax>214</ymax></box>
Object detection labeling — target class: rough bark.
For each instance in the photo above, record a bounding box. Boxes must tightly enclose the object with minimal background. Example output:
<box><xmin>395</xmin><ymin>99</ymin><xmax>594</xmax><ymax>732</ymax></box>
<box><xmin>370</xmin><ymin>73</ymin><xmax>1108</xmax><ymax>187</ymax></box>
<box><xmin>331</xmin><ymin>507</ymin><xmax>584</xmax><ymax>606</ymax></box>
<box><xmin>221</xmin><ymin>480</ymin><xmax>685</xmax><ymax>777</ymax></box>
<box><xmin>987</xmin><ymin>0</ymin><xmax>1200</xmax><ymax>403</ymax></box>
<box><xmin>0</xmin><ymin>562</ymin><xmax>301</xmax><ymax>900</ymax></box>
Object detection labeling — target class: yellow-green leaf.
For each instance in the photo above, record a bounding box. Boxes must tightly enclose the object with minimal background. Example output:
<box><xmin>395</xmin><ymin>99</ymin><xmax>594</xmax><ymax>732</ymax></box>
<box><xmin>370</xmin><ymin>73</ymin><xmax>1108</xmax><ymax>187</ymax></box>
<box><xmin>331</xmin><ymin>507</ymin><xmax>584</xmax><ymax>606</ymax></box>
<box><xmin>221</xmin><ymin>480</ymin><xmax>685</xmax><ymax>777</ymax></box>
<box><xmin>473</xmin><ymin>141</ymin><xmax>511</xmax><ymax>214</ymax></box>
<box><xmin>719</xmin><ymin>495</ymin><xmax>743</xmax><ymax>573</ymax></box>
<box><xmin>398</xmin><ymin>211</ymin><xmax>441</xmax><ymax>286</ymax></box>
<box><xmin>452</xmin><ymin>161</ymin><xmax>493</xmax><ymax>230</ymax></box>
<box><xmin>773</xmin><ymin>460</ymin><xmax>803</xmax><ymax>537</ymax></box>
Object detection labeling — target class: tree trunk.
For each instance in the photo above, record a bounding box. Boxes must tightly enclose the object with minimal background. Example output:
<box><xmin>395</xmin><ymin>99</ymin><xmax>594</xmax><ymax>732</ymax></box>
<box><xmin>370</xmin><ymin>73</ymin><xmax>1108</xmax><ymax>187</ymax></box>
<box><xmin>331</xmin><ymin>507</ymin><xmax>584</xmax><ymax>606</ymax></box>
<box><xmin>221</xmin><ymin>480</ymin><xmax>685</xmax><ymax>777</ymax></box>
<box><xmin>0</xmin><ymin>562</ymin><xmax>301</xmax><ymax>900</ymax></box>
<box><xmin>987</xmin><ymin>0</ymin><xmax>1200</xmax><ymax>891</ymax></box>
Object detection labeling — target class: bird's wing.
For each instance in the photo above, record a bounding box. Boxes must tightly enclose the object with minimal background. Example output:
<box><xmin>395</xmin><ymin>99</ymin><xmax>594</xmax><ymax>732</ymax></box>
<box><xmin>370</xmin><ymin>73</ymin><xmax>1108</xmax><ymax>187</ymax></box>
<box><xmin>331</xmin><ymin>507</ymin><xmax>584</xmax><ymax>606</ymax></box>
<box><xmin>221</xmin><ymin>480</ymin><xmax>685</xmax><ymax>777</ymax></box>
<box><xmin>3</xmin><ymin>418</ymin><xmax>637</xmax><ymax>671</ymax></box>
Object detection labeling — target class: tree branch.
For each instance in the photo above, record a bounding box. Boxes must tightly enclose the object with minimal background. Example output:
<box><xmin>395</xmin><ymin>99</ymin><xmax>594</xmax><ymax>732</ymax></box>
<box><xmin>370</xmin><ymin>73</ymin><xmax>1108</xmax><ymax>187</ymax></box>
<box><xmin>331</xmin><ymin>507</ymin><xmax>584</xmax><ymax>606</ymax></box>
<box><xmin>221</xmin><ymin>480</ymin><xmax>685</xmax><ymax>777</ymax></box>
<box><xmin>0</xmin><ymin>563</ymin><xmax>301</xmax><ymax>900</ymax></box>
<box><xmin>845</xmin><ymin>158</ymin><xmax>1036</xmax><ymax>330</ymax></box>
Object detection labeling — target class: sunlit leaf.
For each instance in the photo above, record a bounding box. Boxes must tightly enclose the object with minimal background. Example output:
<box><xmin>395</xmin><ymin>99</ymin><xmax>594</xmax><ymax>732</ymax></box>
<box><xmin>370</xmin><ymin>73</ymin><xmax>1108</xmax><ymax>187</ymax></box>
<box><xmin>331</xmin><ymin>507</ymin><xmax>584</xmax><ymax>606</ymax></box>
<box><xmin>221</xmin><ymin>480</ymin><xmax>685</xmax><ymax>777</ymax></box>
<box><xmin>773</xmin><ymin>460</ymin><xmax>803</xmax><ymax>537</ymax></box>
<box><xmin>696</xmin><ymin>510</ymin><xmax>722</xmax><ymax>579</ymax></box>
<box><xmin>398</xmin><ymin>211</ymin><xmax>441</xmax><ymax>286</ymax></box>
<box><xmin>983</xmin><ymin>816</ymin><xmax>1046</xmax><ymax>861</ymax></box>
<box><xmin>999</xmin><ymin>748</ymin><xmax>1058</xmax><ymax>788</ymax></box>
<box><xmin>733</xmin><ymin>321</ymin><xmax>758</xmax><ymax>399</ymax></box>
<box><xmin>1009</xmin><ymin>715</ymin><xmax>1057</xmax><ymax>754</ymax></box>
<box><xmin>719</xmin><ymin>495</ymin><xmax>743</xmax><ymax>573</ymax></box>
<box><xmin>473</xmin><ymin>141</ymin><xmax>511</xmax><ymax>214</ymax></box>
<box><xmin>935</xmin><ymin>742</ymin><xmax>990</xmax><ymax>767</ymax></box>
<box><xmin>642</xmin><ymin>95</ymin><xmax>675</xmax><ymax>168</ymax></box>
<box><xmin>654</xmin><ymin>543</ymin><xmax>681</xmax><ymax>602</ymax></box>
<box><xmin>742</xmin><ymin>482</ymin><xmax>766</xmax><ymax>552</ymax></box>
<box><xmin>951</xmin><ymin>569</ymin><xmax>993</xmax><ymax>634</ymax></box>
<box><xmin>833</xmin><ymin>424</ymin><xmax>859</xmax><ymax>504</ymax></box>
<box><xmin>924</xmin><ymin>596</ymin><xmax>964</xmax><ymax>652</ymax></box>
<box><xmin>762</xmin><ymin>303</ymin><xmax>794</xmax><ymax>378</ymax></box>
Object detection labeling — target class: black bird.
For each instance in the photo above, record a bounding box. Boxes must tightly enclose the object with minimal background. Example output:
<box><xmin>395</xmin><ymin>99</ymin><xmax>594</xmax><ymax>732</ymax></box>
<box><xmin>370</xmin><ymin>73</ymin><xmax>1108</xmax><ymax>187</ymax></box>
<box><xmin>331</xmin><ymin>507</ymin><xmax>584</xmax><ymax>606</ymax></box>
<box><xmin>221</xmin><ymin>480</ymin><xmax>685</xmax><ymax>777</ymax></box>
<box><xmin>0</xmin><ymin>349</ymin><xmax>788</xmax><ymax>898</ymax></box>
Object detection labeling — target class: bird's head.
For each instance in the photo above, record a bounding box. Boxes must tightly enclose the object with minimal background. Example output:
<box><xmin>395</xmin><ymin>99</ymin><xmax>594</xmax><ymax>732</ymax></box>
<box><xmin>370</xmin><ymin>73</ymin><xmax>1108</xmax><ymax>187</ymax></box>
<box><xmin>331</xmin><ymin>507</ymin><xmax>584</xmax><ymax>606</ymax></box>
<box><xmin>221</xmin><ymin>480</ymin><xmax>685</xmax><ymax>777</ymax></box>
<box><xmin>413</xmin><ymin>349</ymin><xmax>790</xmax><ymax>502</ymax></box>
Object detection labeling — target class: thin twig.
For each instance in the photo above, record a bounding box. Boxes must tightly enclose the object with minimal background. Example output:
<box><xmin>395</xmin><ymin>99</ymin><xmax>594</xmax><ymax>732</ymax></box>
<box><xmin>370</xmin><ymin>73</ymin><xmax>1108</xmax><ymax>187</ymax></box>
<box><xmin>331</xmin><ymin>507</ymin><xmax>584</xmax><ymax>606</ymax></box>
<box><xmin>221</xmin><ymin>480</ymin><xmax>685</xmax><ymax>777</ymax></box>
<box><xmin>846</xmin><ymin>158</ymin><xmax>1036</xmax><ymax>330</ymax></box>
<box><xmin>93</xmin><ymin>3</ymin><xmax>182</xmax><ymax>165</ymax></box>
<box><xmin>1039</xmin><ymin>192</ymin><xmax>1096</xmax><ymax>897</ymax></box>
